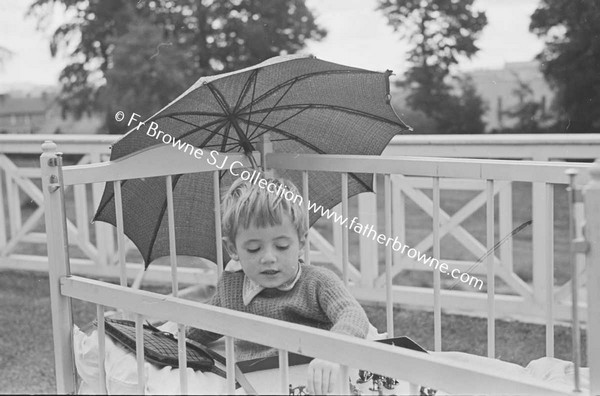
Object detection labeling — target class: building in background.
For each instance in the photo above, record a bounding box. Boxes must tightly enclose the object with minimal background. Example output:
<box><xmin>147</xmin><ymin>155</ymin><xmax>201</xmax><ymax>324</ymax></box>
<box><xmin>0</xmin><ymin>88</ymin><xmax>103</xmax><ymax>134</ymax></box>
<box><xmin>469</xmin><ymin>61</ymin><xmax>554</xmax><ymax>132</ymax></box>
<box><xmin>0</xmin><ymin>93</ymin><xmax>53</xmax><ymax>134</ymax></box>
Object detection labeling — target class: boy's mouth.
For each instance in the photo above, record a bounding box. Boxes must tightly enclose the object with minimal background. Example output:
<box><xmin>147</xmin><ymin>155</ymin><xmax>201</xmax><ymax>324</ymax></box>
<box><xmin>261</xmin><ymin>270</ymin><xmax>279</xmax><ymax>275</ymax></box>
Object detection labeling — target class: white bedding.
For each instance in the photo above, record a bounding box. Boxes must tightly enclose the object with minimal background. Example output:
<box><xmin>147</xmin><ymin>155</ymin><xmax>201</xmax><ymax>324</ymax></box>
<box><xmin>73</xmin><ymin>325</ymin><xmax>589</xmax><ymax>395</ymax></box>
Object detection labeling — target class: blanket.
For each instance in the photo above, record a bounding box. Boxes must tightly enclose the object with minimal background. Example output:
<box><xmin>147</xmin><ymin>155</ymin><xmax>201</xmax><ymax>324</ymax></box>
<box><xmin>73</xmin><ymin>324</ymin><xmax>589</xmax><ymax>395</ymax></box>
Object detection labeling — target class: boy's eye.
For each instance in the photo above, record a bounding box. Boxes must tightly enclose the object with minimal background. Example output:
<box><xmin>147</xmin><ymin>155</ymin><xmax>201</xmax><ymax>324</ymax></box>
<box><xmin>276</xmin><ymin>245</ymin><xmax>290</xmax><ymax>250</ymax></box>
<box><xmin>246</xmin><ymin>247</ymin><xmax>260</xmax><ymax>253</ymax></box>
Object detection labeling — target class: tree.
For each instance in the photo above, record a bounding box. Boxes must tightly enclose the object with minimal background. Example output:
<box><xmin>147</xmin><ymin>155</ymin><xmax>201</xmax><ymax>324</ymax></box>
<box><xmin>377</xmin><ymin>0</ymin><xmax>488</xmax><ymax>133</ymax></box>
<box><xmin>450</xmin><ymin>75</ymin><xmax>488</xmax><ymax>134</ymax></box>
<box><xmin>28</xmin><ymin>0</ymin><xmax>326</xmax><ymax>132</ymax></box>
<box><xmin>500</xmin><ymin>74</ymin><xmax>553</xmax><ymax>133</ymax></box>
<box><xmin>530</xmin><ymin>0</ymin><xmax>600</xmax><ymax>133</ymax></box>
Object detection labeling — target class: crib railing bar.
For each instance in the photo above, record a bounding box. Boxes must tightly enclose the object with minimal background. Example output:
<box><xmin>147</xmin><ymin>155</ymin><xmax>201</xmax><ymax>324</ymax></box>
<box><xmin>74</xmin><ymin>184</ymin><xmax>90</xmax><ymax>246</ymax></box>
<box><xmin>409</xmin><ymin>383</ymin><xmax>420</xmax><ymax>395</ymax></box>
<box><xmin>341</xmin><ymin>172</ymin><xmax>349</xmax><ymax>286</ymax></box>
<box><xmin>584</xmin><ymin>159</ymin><xmax>600</xmax><ymax>395</ymax></box>
<box><xmin>278</xmin><ymin>349</ymin><xmax>289</xmax><ymax>395</ymax></box>
<box><xmin>213</xmin><ymin>171</ymin><xmax>223</xmax><ymax>276</ymax></box>
<box><xmin>339</xmin><ymin>364</ymin><xmax>350</xmax><ymax>395</ymax></box>
<box><xmin>96</xmin><ymin>304</ymin><xmax>107</xmax><ymax>395</ymax></box>
<box><xmin>113</xmin><ymin>180</ymin><xmax>127</xmax><ymax>287</ymax></box>
<box><xmin>545</xmin><ymin>183</ymin><xmax>555</xmax><ymax>358</ymax></box>
<box><xmin>0</xmin><ymin>168</ymin><xmax>6</xmax><ymax>247</ymax></box>
<box><xmin>178</xmin><ymin>323</ymin><xmax>188</xmax><ymax>395</ymax></box>
<box><xmin>225</xmin><ymin>336</ymin><xmax>236</xmax><ymax>394</ymax></box>
<box><xmin>486</xmin><ymin>179</ymin><xmax>495</xmax><ymax>358</ymax></box>
<box><xmin>433</xmin><ymin>176</ymin><xmax>442</xmax><ymax>352</ymax></box>
<box><xmin>5</xmin><ymin>172</ymin><xmax>21</xmax><ymax>239</ymax></box>
<box><xmin>302</xmin><ymin>171</ymin><xmax>310</xmax><ymax>266</ymax></box>
<box><xmin>498</xmin><ymin>183</ymin><xmax>514</xmax><ymax>273</ymax></box>
<box><xmin>384</xmin><ymin>174</ymin><xmax>394</xmax><ymax>337</ymax></box>
<box><xmin>135</xmin><ymin>313</ymin><xmax>145</xmax><ymax>395</ymax></box>
<box><xmin>359</xmin><ymin>192</ymin><xmax>378</xmax><ymax>287</ymax></box>
<box><xmin>566</xmin><ymin>170</ymin><xmax>581</xmax><ymax>392</ymax></box>
<box><xmin>90</xmin><ymin>153</ymin><xmax>109</xmax><ymax>267</ymax></box>
<box><xmin>41</xmin><ymin>142</ymin><xmax>77</xmax><ymax>393</ymax></box>
<box><xmin>61</xmin><ymin>148</ymin><xmax>255</xmax><ymax>186</ymax></box>
<box><xmin>266</xmin><ymin>153</ymin><xmax>592</xmax><ymax>185</ymax></box>
<box><xmin>333</xmin><ymin>205</ymin><xmax>343</xmax><ymax>273</ymax></box>
<box><xmin>165</xmin><ymin>175</ymin><xmax>179</xmax><ymax>296</ymax></box>
<box><xmin>391</xmin><ymin>177</ymin><xmax>405</xmax><ymax>253</ymax></box>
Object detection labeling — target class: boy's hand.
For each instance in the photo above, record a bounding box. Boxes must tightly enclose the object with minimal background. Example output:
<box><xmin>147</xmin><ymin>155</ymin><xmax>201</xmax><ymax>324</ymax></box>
<box><xmin>307</xmin><ymin>358</ymin><xmax>339</xmax><ymax>395</ymax></box>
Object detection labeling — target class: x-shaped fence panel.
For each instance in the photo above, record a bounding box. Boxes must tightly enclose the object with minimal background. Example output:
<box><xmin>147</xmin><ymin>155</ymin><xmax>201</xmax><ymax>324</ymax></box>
<box><xmin>0</xmin><ymin>154</ymin><xmax>103</xmax><ymax>264</ymax></box>
<box><xmin>372</xmin><ymin>175</ymin><xmax>533</xmax><ymax>301</ymax></box>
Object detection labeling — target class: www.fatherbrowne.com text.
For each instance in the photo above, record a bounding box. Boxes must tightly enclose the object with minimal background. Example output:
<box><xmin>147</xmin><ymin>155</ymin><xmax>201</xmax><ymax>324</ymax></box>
<box><xmin>121</xmin><ymin>112</ymin><xmax>484</xmax><ymax>290</ymax></box>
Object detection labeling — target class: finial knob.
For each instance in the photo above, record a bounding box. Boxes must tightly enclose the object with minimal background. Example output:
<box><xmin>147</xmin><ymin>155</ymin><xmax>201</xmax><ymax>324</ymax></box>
<box><xmin>41</xmin><ymin>140</ymin><xmax>57</xmax><ymax>152</ymax></box>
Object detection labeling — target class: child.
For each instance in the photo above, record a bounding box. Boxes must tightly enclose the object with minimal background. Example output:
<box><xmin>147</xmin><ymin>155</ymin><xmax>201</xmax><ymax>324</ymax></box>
<box><xmin>187</xmin><ymin>176</ymin><xmax>371</xmax><ymax>394</ymax></box>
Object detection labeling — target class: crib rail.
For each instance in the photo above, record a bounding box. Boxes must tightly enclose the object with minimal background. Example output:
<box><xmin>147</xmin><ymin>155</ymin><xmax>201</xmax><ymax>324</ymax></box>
<box><xmin>41</xmin><ymin>140</ymin><xmax>600</xmax><ymax>395</ymax></box>
<box><xmin>266</xmin><ymin>153</ymin><xmax>592</xmax><ymax>185</ymax></box>
<box><xmin>59</xmin><ymin>274</ymin><xmax>577</xmax><ymax>395</ymax></box>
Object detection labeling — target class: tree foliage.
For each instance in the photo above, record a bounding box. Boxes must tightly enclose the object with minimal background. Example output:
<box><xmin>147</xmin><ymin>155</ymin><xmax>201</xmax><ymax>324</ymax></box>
<box><xmin>377</xmin><ymin>0</ymin><xmax>488</xmax><ymax>133</ymax></box>
<box><xmin>530</xmin><ymin>0</ymin><xmax>600</xmax><ymax>133</ymax></box>
<box><xmin>500</xmin><ymin>74</ymin><xmax>553</xmax><ymax>134</ymax></box>
<box><xmin>28</xmin><ymin>0</ymin><xmax>326</xmax><ymax>132</ymax></box>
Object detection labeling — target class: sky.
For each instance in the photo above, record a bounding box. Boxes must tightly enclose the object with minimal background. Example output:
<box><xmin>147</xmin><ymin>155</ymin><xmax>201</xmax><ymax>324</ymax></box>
<box><xmin>0</xmin><ymin>0</ymin><xmax>544</xmax><ymax>90</ymax></box>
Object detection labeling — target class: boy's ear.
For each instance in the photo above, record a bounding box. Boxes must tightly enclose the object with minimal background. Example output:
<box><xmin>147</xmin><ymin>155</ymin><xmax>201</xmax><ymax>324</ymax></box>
<box><xmin>223</xmin><ymin>237</ymin><xmax>238</xmax><ymax>259</ymax></box>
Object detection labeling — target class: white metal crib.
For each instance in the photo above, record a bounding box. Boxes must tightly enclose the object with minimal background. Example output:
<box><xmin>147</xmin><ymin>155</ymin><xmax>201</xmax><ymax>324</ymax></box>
<box><xmin>41</xmin><ymin>139</ymin><xmax>600</xmax><ymax>395</ymax></box>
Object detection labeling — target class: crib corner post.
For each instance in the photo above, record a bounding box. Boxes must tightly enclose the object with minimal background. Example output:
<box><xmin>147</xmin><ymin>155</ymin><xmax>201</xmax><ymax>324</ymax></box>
<box><xmin>40</xmin><ymin>141</ymin><xmax>77</xmax><ymax>394</ymax></box>
<box><xmin>584</xmin><ymin>159</ymin><xmax>600</xmax><ymax>395</ymax></box>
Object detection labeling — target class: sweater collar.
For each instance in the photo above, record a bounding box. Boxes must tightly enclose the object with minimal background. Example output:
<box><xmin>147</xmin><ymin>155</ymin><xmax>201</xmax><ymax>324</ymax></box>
<box><xmin>241</xmin><ymin>264</ymin><xmax>302</xmax><ymax>306</ymax></box>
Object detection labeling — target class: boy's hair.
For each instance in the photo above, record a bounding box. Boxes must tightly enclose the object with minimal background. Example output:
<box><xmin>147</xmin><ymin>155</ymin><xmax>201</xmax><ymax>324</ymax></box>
<box><xmin>221</xmin><ymin>175</ymin><xmax>308</xmax><ymax>242</ymax></box>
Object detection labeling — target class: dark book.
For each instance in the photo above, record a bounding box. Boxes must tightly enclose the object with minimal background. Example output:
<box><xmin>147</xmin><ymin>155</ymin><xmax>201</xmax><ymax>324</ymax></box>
<box><xmin>236</xmin><ymin>336</ymin><xmax>427</xmax><ymax>374</ymax></box>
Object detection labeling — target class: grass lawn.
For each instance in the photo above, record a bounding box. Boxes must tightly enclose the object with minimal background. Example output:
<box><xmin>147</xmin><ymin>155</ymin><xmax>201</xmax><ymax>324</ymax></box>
<box><xmin>0</xmin><ymin>270</ymin><xmax>587</xmax><ymax>394</ymax></box>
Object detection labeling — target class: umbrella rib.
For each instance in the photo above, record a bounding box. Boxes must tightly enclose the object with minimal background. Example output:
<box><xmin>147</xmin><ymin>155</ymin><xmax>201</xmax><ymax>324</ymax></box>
<box><xmin>244</xmin><ymin>119</ymin><xmax>325</xmax><ymax>154</ymax></box>
<box><xmin>163</xmin><ymin>116</ymin><xmax>237</xmax><ymax>143</ymax></box>
<box><xmin>247</xmin><ymin>79</ymin><xmax>297</xmax><ymax>140</ymax></box>
<box><xmin>176</xmin><ymin>118</ymin><xmax>239</xmax><ymax>145</ymax></box>
<box><xmin>246</xmin><ymin>106</ymin><xmax>310</xmax><ymax>142</ymax></box>
<box><xmin>245</xmin><ymin>70</ymin><xmax>259</xmax><ymax>138</ymax></box>
<box><xmin>238</xmin><ymin>70</ymin><xmax>377</xmax><ymax>113</ymax></box>
<box><xmin>92</xmin><ymin>120</ymin><xmax>231</xmax><ymax>224</ymax></box>
<box><xmin>230</xmin><ymin>71</ymin><xmax>258</xmax><ymax>153</ymax></box>
<box><xmin>233</xmin><ymin>70</ymin><xmax>258</xmax><ymax>114</ymax></box>
<box><xmin>242</xmin><ymin>103</ymin><xmax>408</xmax><ymax>129</ymax></box>
<box><xmin>220</xmin><ymin>121</ymin><xmax>233</xmax><ymax>153</ymax></box>
<box><xmin>155</xmin><ymin>110</ymin><xmax>227</xmax><ymax>118</ymax></box>
<box><xmin>195</xmin><ymin>120</ymin><xmax>230</xmax><ymax>149</ymax></box>
<box><xmin>242</xmin><ymin>119</ymin><xmax>373</xmax><ymax>192</ymax></box>
<box><xmin>207</xmin><ymin>82</ymin><xmax>256</xmax><ymax>154</ymax></box>
<box><xmin>206</xmin><ymin>83</ymin><xmax>233</xmax><ymax>115</ymax></box>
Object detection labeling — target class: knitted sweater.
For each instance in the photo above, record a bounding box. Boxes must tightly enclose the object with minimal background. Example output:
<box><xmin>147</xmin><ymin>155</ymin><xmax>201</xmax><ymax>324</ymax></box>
<box><xmin>187</xmin><ymin>263</ymin><xmax>370</xmax><ymax>361</ymax></box>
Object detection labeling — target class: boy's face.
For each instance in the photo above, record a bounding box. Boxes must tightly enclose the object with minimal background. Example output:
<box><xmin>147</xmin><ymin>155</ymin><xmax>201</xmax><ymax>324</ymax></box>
<box><xmin>226</xmin><ymin>215</ymin><xmax>305</xmax><ymax>288</ymax></box>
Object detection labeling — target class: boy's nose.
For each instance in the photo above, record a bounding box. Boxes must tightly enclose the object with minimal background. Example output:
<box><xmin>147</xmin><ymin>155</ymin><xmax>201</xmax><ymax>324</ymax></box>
<box><xmin>260</xmin><ymin>248</ymin><xmax>276</xmax><ymax>264</ymax></box>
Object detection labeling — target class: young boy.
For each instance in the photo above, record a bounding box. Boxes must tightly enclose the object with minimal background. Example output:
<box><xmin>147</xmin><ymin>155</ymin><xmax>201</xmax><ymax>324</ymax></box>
<box><xmin>187</xmin><ymin>176</ymin><xmax>371</xmax><ymax>394</ymax></box>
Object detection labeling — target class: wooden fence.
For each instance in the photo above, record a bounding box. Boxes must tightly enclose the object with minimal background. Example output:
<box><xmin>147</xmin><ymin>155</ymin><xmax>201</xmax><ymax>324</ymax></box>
<box><xmin>2</xmin><ymin>133</ymin><xmax>599</xmax><ymax>323</ymax></box>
